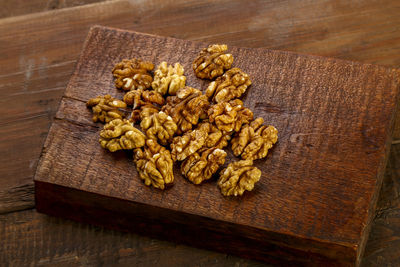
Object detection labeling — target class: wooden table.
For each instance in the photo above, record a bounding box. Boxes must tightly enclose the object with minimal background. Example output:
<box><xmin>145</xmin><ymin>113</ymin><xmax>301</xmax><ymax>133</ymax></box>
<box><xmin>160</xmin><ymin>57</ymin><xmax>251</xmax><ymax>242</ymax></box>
<box><xmin>1</xmin><ymin>1</ymin><xmax>399</xmax><ymax>266</ymax></box>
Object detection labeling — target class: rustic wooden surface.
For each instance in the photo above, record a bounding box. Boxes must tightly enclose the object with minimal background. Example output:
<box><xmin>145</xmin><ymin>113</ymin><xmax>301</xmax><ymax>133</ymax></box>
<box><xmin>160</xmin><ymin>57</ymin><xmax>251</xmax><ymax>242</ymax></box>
<box><xmin>34</xmin><ymin>26</ymin><xmax>399</xmax><ymax>266</ymax></box>
<box><xmin>1</xmin><ymin>0</ymin><xmax>400</xmax><ymax>266</ymax></box>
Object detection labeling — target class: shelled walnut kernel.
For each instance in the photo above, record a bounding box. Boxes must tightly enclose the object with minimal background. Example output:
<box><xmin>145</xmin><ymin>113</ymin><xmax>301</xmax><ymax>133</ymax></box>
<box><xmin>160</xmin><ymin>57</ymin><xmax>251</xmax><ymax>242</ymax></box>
<box><xmin>112</xmin><ymin>58</ymin><xmax>154</xmax><ymax>91</ymax></box>
<box><xmin>218</xmin><ymin>160</ymin><xmax>261</xmax><ymax>196</ymax></box>
<box><xmin>162</xmin><ymin>86</ymin><xmax>209</xmax><ymax>134</ymax></box>
<box><xmin>208</xmin><ymin>99</ymin><xmax>253</xmax><ymax>133</ymax></box>
<box><xmin>206</xmin><ymin>67</ymin><xmax>251</xmax><ymax>103</ymax></box>
<box><xmin>152</xmin><ymin>62</ymin><xmax>186</xmax><ymax>95</ymax></box>
<box><xmin>86</xmin><ymin>95</ymin><xmax>127</xmax><ymax>123</ymax></box>
<box><xmin>134</xmin><ymin>139</ymin><xmax>174</xmax><ymax>190</ymax></box>
<box><xmin>99</xmin><ymin>119</ymin><xmax>146</xmax><ymax>152</ymax></box>
<box><xmin>140</xmin><ymin>111</ymin><xmax>177</xmax><ymax>146</ymax></box>
<box><xmin>123</xmin><ymin>89</ymin><xmax>165</xmax><ymax>109</ymax></box>
<box><xmin>231</xmin><ymin>117</ymin><xmax>278</xmax><ymax>160</ymax></box>
<box><xmin>193</xmin><ymin>44</ymin><xmax>233</xmax><ymax>80</ymax></box>
<box><xmin>181</xmin><ymin>147</ymin><xmax>227</xmax><ymax>184</ymax></box>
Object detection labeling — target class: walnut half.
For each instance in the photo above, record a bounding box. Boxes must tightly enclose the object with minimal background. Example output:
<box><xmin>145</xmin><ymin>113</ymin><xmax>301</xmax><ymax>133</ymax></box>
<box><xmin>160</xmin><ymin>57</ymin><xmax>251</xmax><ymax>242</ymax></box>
<box><xmin>152</xmin><ymin>61</ymin><xmax>186</xmax><ymax>95</ymax></box>
<box><xmin>193</xmin><ymin>44</ymin><xmax>233</xmax><ymax>80</ymax></box>
<box><xmin>86</xmin><ymin>95</ymin><xmax>127</xmax><ymax>123</ymax></box>
<box><xmin>206</xmin><ymin>67</ymin><xmax>251</xmax><ymax>103</ymax></box>
<box><xmin>112</xmin><ymin>58</ymin><xmax>154</xmax><ymax>91</ymax></box>
<box><xmin>218</xmin><ymin>160</ymin><xmax>261</xmax><ymax>197</ymax></box>
<box><xmin>231</xmin><ymin>117</ymin><xmax>278</xmax><ymax>160</ymax></box>
<box><xmin>99</xmin><ymin>119</ymin><xmax>146</xmax><ymax>152</ymax></box>
<box><xmin>134</xmin><ymin>139</ymin><xmax>174</xmax><ymax>190</ymax></box>
<box><xmin>140</xmin><ymin>111</ymin><xmax>177</xmax><ymax>146</ymax></box>
<box><xmin>181</xmin><ymin>147</ymin><xmax>227</xmax><ymax>185</ymax></box>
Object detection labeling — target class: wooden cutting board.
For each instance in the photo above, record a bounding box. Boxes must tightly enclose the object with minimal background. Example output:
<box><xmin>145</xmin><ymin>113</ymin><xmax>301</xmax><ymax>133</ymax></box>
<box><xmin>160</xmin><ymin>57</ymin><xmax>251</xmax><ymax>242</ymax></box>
<box><xmin>34</xmin><ymin>25</ymin><xmax>400</xmax><ymax>266</ymax></box>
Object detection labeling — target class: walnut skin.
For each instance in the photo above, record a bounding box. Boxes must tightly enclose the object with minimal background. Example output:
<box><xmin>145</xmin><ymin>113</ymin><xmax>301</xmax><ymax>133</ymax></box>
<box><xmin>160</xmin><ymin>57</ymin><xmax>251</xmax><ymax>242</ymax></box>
<box><xmin>152</xmin><ymin>62</ymin><xmax>186</xmax><ymax>95</ymax></box>
<box><xmin>134</xmin><ymin>139</ymin><xmax>174</xmax><ymax>190</ymax></box>
<box><xmin>162</xmin><ymin>87</ymin><xmax>209</xmax><ymax>135</ymax></box>
<box><xmin>112</xmin><ymin>58</ymin><xmax>154</xmax><ymax>91</ymax></box>
<box><xmin>123</xmin><ymin>89</ymin><xmax>165</xmax><ymax>109</ymax></box>
<box><xmin>140</xmin><ymin>111</ymin><xmax>178</xmax><ymax>145</ymax></box>
<box><xmin>181</xmin><ymin>147</ymin><xmax>227</xmax><ymax>184</ymax></box>
<box><xmin>218</xmin><ymin>160</ymin><xmax>261</xmax><ymax>196</ymax></box>
<box><xmin>86</xmin><ymin>95</ymin><xmax>127</xmax><ymax>123</ymax></box>
<box><xmin>231</xmin><ymin>117</ymin><xmax>278</xmax><ymax>160</ymax></box>
<box><xmin>193</xmin><ymin>44</ymin><xmax>233</xmax><ymax>80</ymax></box>
<box><xmin>208</xmin><ymin>99</ymin><xmax>253</xmax><ymax>133</ymax></box>
<box><xmin>206</xmin><ymin>67</ymin><xmax>251</xmax><ymax>103</ymax></box>
<box><xmin>99</xmin><ymin>119</ymin><xmax>146</xmax><ymax>152</ymax></box>
<box><xmin>170</xmin><ymin>122</ymin><xmax>210</xmax><ymax>161</ymax></box>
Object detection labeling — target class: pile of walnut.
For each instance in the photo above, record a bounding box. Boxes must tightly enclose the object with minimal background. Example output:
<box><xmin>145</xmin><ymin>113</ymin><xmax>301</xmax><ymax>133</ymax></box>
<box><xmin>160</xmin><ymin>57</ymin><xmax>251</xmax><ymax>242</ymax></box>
<box><xmin>86</xmin><ymin>45</ymin><xmax>278</xmax><ymax>197</ymax></box>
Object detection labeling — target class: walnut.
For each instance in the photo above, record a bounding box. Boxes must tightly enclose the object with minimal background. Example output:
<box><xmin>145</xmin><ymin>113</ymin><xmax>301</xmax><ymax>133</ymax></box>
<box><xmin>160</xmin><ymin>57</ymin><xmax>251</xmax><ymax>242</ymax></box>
<box><xmin>206</xmin><ymin>68</ymin><xmax>251</xmax><ymax>103</ymax></box>
<box><xmin>162</xmin><ymin>86</ymin><xmax>209</xmax><ymax>134</ymax></box>
<box><xmin>204</xmin><ymin>123</ymin><xmax>231</xmax><ymax>149</ymax></box>
<box><xmin>208</xmin><ymin>99</ymin><xmax>253</xmax><ymax>133</ymax></box>
<box><xmin>112</xmin><ymin>59</ymin><xmax>154</xmax><ymax>91</ymax></box>
<box><xmin>193</xmin><ymin>44</ymin><xmax>233</xmax><ymax>80</ymax></box>
<box><xmin>140</xmin><ymin>111</ymin><xmax>177</xmax><ymax>145</ymax></box>
<box><xmin>218</xmin><ymin>160</ymin><xmax>261</xmax><ymax>196</ymax></box>
<box><xmin>181</xmin><ymin>147</ymin><xmax>227</xmax><ymax>184</ymax></box>
<box><xmin>134</xmin><ymin>139</ymin><xmax>174</xmax><ymax>190</ymax></box>
<box><xmin>152</xmin><ymin>62</ymin><xmax>186</xmax><ymax>95</ymax></box>
<box><xmin>123</xmin><ymin>89</ymin><xmax>165</xmax><ymax>109</ymax></box>
<box><xmin>86</xmin><ymin>95</ymin><xmax>127</xmax><ymax>123</ymax></box>
<box><xmin>130</xmin><ymin>104</ymin><xmax>160</xmax><ymax>124</ymax></box>
<box><xmin>231</xmin><ymin>117</ymin><xmax>278</xmax><ymax>160</ymax></box>
<box><xmin>170</xmin><ymin>122</ymin><xmax>210</xmax><ymax>161</ymax></box>
<box><xmin>99</xmin><ymin>119</ymin><xmax>146</xmax><ymax>152</ymax></box>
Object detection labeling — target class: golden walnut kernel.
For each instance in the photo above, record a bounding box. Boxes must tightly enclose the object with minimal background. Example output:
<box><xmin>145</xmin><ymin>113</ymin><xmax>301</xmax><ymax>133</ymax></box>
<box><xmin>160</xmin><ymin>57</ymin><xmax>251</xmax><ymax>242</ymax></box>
<box><xmin>218</xmin><ymin>160</ymin><xmax>261</xmax><ymax>197</ymax></box>
<box><xmin>123</xmin><ymin>89</ymin><xmax>165</xmax><ymax>109</ymax></box>
<box><xmin>232</xmin><ymin>117</ymin><xmax>278</xmax><ymax>160</ymax></box>
<box><xmin>152</xmin><ymin>61</ymin><xmax>186</xmax><ymax>95</ymax></box>
<box><xmin>181</xmin><ymin>147</ymin><xmax>227</xmax><ymax>184</ymax></box>
<box><xmin>206</xmin><ymin>67</ymin><xmax>251</xmax><ymax>103</ymax></box>
<box><xmin>130</xmin><ymin>104</ymin><xmax>160</xmax><ymax>124</ymax></box>
<box><xmin>99</xmin><ymin>119</ymin><xmax>146</xmax><ymax>152</ymax></box>
<box><xmin>208</xmin><ymin>99</ymin><xmax>253</xmax><ymax>133</ymax></box>
<box><xmin>112</xmin><ymin>58</ymin><xmax>154</xmax><ymax>91</ymax></box>
<box><xmin>204</xmin><ymin>123</ymin><xmax>231</xmax><ymax>149</ymax></box>
<box><xmin>170</xmin><ymin>122</ymin><xmax>210</xmax><ymax>161</ymax></box>
<box><xmin>140</xmin><ymin>111</ymin><xmax>177</xmax><ymax>145</ymax></box>
<box><xmin>134</xmin><ymin>139</ymin><xmax>174</xmax><ymax>190</ymax></box>
<box><xmin>193</xmin><ymin>44</ymin><xmax>233</xmax><ymax>80</ymax></box>
<box><xmin>162</xmin><ymin>86</ymin><xmax>209</xmax><ymax>134</ymax></box>
<box><xmin>86</xmin><ymin>95</ymin><xmax>127</xmax><ymax>123</ymax></box>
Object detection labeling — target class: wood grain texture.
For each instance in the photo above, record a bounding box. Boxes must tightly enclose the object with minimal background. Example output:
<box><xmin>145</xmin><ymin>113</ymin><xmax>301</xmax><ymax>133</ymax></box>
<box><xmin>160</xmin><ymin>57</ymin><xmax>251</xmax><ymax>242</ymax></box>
<box><xmin>34</xmin><ymin>26</ymin><xmax>400</xmax><ymax>266</ymax></box>
<box><xmin>0</xmin><ymin>209</ymin><xmax>269</xmax><ymax>267</ymax></box>
<box><xmin>0</xmin><ymin>0</ymin><xmax>105</xmax><ymax>19</ymax></box>
<box><xmin>2</xmin><ymin>0</ymin><xmax>400</xmax><ymax>214</ymax></box>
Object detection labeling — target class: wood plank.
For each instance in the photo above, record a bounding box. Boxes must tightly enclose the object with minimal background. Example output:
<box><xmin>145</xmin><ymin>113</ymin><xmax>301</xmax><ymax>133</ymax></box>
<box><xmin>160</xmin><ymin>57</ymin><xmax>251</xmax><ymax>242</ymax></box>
<box><xmin>0</xmin><ymin>209</ymin><xmax>269</xmax><ymax>267</ymax></box>
<box><xmin>0</xmin><ymin>0</ymin><xmax>105</xmax><ymax>19</ymax></box>
<box><xmin>1</xmin><ymin>0</ymin><xmax>400</xmax><ymax>213</ymax></box>
<box><xmin>1</xmin><ymin>144</ymin><xmax>399</xmax><ymax>266</ymax></box>
<box><xmin>34</xmin><ymin>26</ymin><xmax>399</xmax><ymax>266</ymax></box>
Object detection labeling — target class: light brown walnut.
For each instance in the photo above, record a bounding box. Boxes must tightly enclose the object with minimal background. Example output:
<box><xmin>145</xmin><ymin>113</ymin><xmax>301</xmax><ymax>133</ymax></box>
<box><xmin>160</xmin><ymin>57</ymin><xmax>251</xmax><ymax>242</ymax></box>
<box><xmin>134</xmin><ymin>139</ymin><xmax>174</xmax><ymax>190</ymax></box>
<box><xmin>181</xmin><ymin>147</ymin><xmax>227</xmax><ymax>184</ymax></box>
<box><xmin>112</xmin><ymin>58</ymin><xmax>154</xmax><ymax>91</ymax></box>
<box><xmin>193</xmin><ymin>44</ymin><xmax>233</xmax><ymax>80</ymax></box>
<box><xmin>204</xmin><ymin>123</ymin><xmax>231</xmax><ymax>149</ymax></box>
<box><xmin>170</xmin><ymin>122</ymin><xmax>210</xmax><ymax>161</ymax></box>
<box><xmin>208</xmin><ymin>99</ymin><xmax>253</xmax><ymax>133</ymax></box>
<box><xmin>152</xmin><ymin>61</ymin><xmax>186</xmax><ymax>95</ymax></box>
<box><xmin>140</xmin><ymin>111</ymin><xmax>177</xmax><ymax>145</ymax></box>
<box><xmin>162</xmin><ymin>86</ymin><xmax>209</xmax><ymax>135</ymax></box>
<box><xmin>99</xmin><ymin>119</ymin><xmax>146</xmax><ymax>152</ymax></box>
<box><xmin>206</xmin><ymin>67</ymin><xmax>251</xmax><ymax>103</ymax></box>
<box><xmin>123</xmin><ymin>89</ymin><xmax>165</xmax><ymax>109</ymax></box>
<box><xmin>86</xmin><ymin>94</ymin><xmax>127</xmax><ymax>123</ymax></box>
<box><xmin>218</xmin><ymin>160</ymin><xmax>261</xmax><ymax>197</ymax></box>
<box><xmin>231</xmin><ymin>117</ymin><xmax>278</xmax><ymax>160</ymax></box>
<box><xmin>130</xmin><ymin>104</ymin><xmax>160</xmax><ymax>124</ymax></box>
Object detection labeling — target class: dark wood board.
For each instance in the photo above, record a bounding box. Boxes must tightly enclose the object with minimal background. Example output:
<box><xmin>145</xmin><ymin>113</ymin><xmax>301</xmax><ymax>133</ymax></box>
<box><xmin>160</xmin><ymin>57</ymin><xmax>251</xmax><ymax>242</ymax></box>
<box><xmin>34</xmin><ymin>26</ymin><xmax>400</xmax><ymax>266</ymax></box>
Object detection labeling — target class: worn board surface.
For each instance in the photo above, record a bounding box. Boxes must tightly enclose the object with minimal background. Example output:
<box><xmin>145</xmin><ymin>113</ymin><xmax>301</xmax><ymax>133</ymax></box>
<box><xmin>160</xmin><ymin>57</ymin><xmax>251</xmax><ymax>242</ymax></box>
<box><xmin>34</xmin><ymin>26</ymin><xmax>399</xmax><ymax>266</ymax></box>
